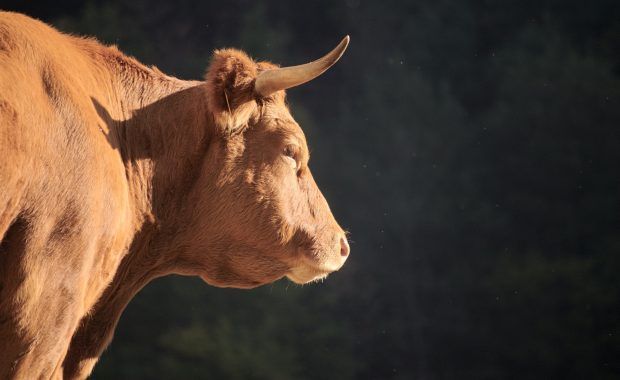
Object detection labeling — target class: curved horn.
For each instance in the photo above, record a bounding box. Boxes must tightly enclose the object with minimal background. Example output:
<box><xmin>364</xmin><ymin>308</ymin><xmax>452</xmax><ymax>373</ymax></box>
<box><xmin>254</xmin><ymin>36</ymin><xmax>350</xmax><ymax>97</ymax></box>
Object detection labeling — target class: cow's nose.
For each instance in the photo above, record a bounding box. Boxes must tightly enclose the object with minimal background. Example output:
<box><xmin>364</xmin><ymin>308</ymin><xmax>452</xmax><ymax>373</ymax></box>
<box><xmin>340</xmin><ymin>236</ymin><xmax>350</xmax><ymax>257</ymax></box>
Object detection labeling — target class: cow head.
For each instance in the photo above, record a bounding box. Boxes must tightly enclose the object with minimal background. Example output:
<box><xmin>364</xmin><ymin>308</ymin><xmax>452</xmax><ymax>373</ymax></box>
<box><xmin>178</xmin><ymin>37</ymin><xmax>350</xmax><ymax>289</ymax></box>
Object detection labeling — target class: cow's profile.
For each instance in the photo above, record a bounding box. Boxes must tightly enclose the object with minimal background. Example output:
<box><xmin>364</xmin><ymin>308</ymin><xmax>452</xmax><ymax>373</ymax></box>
<box><xmin>0</xmin><ymin>11</ymin><xmax>350</xmax><ymax>379</ymax></box>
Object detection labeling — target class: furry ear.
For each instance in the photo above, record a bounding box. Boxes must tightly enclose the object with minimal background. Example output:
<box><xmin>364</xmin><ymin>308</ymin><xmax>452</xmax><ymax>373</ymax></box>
<box><xmin>205</xmin><ymin>49</ymin><xmax>259</xmax><ymax>134</ymax></box>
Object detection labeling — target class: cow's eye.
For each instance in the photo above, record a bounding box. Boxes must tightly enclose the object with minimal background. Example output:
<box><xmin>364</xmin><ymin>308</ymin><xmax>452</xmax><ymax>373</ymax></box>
<box><xmin>284</xmin><ymin>144</ymin><xmax>296</xmax><ymax>158</ymax></box>
<box><xmin>283</xmin><ymin>145</ymin><xmax>299</xmax><ymax>171</ymax></box>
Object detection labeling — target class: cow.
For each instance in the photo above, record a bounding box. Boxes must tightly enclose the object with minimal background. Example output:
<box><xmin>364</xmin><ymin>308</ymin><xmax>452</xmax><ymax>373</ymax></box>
<box><xmin>0</xmin><ymin>11</ymin><xmax>350</xmax><ymax>379</ymax></box>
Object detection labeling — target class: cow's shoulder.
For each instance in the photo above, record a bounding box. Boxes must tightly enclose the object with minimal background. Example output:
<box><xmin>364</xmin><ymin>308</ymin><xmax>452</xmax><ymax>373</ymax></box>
<box><xmin>0</xmin><ymin>12</ymin><xmax>134</xmax><ymax>241</ymax></box>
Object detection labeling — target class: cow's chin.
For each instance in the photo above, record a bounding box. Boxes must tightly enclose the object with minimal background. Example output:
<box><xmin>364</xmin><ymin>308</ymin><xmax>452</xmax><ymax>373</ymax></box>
<box><xmin>286</xmin><ymin>246</ymin><xmax>347</xmax><ymax>284</ymax></box>
<box><xmin>286</xmin><ymin>258</ymin><xmax>341</xmax><ymax>284</ymax></box>
<box><xmin>286</xmin><ymin>268</ymin><xmax>331</xmax><ymax>284</ymax></box>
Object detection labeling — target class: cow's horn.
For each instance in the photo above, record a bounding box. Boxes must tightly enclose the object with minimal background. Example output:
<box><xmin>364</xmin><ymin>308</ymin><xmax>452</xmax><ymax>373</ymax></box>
<box><xmin>254</xmin><ymin>36</ymin><xmax>350</xmax><ymax>97</ymax></box>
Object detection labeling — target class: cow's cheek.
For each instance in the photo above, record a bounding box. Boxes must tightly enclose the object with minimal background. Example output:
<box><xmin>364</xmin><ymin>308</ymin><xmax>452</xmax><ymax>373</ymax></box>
<box><xmin>278</xmin><ymin>172</ymin><xmax>307</xmax><ymax>228</ymax></box>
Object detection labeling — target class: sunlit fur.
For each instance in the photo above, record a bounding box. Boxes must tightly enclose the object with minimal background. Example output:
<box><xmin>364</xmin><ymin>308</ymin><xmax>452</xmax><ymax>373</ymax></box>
<box><xmin>0</xmin><ymin>11</ymin><xmax>348</xmax><ymax>380</ymax></box>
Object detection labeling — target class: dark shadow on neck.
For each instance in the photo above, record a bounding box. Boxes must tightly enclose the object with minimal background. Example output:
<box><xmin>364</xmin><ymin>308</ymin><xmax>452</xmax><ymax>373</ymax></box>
<box><xmin>91</xmin><ymin>84</ymin><xmax>211</xmax><ymax>163</ymax></box>
<box><xmin>90</xmin><ymin>85</ymin><xmax>213</xmax><ymax>227</ymax></box>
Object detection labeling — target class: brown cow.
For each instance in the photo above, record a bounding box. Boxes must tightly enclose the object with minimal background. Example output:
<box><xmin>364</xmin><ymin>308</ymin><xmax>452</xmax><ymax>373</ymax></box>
<box><xmin>0</xmin><ymin>11</ymin><xmax>350</xmax><ymax>379</ymax></box>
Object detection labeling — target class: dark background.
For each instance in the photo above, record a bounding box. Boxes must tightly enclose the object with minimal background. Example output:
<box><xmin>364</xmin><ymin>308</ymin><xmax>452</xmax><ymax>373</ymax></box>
<box><xmin>4</xmin><ymin>0</ymin><xmax>619</xmax><ymax>378</ymax></box>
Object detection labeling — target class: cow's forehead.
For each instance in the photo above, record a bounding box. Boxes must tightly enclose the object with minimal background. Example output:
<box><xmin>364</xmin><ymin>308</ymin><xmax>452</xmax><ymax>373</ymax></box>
<box><xmin>261</xmin><ymin>102</ymin><xmax>298</xmax><ymax>129</ymax></box>
<box><xmin>258</xmin><ymin>104</ymin><xmax>308</xmax><ymax>149</ymax></box>
<box><xmin>261</xmin><ymin>99</ymin><xmax>293</xmax><ymax>121</ymax></box>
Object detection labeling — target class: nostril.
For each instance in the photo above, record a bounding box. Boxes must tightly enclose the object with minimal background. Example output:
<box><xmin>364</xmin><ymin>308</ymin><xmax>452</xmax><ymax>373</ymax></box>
<box><xmin>340</xmin><ymin>236</ymin><xmax>350</xmax><ymax>257</ymax></box>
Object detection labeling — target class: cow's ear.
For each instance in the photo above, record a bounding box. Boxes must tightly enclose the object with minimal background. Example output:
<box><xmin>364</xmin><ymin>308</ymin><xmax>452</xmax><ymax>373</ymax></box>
<box><xmin>205</xmin><ymin>49</ymin><xmax>258</xmax><ymax>135</ymax></box>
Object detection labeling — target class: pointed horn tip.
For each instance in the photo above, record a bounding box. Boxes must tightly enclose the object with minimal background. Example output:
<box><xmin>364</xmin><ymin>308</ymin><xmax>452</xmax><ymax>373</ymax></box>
<box><xmin>331</xmin><ymin>35</ymin><xmax>350</xmax><ymax>62</ymax></box>
<box><xmin>339</xmin><ymin>35</ymin><xmax>350</xmax><ymax>51</ymax></box>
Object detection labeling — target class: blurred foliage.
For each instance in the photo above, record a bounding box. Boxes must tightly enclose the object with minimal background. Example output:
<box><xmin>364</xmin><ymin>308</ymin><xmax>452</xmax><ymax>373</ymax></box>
<box><xmin>4</xmin><ymin>0</ymin><xmax>619</xmax><ymax>378</ymax></box>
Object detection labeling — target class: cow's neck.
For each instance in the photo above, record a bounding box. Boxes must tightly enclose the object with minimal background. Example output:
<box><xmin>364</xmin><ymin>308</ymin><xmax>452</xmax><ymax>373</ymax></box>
<box><xmin>64</xmin><ymin>44</ymin><xmax>219</xmax><ymax>377</ymax></box>
<box><xmin>101</xmin><ymin>57</ymin><xmax>214</xmax><ymax>294</ymax></box>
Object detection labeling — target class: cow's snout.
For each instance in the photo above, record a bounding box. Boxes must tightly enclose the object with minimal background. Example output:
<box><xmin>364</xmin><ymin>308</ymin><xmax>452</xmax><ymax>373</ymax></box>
<box><xmin>340</xmin><ymin>235</ymin><xmax>350</xmax><ymax>257</ymax></box>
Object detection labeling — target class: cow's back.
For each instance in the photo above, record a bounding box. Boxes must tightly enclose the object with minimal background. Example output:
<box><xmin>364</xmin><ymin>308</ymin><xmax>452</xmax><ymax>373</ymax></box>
<box><xmin>0</xmin><ymin>12</ymin><xmax>134</xmax><ymax>378</ymax></box>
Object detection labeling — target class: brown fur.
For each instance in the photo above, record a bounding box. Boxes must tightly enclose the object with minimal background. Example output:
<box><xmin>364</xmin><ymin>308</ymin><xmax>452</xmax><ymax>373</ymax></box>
<box><xmin>0</xmin><ymin>11</ymin><xmax>349</xmax><ymax>380</ymax></box>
